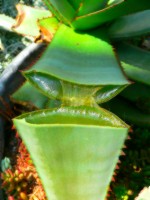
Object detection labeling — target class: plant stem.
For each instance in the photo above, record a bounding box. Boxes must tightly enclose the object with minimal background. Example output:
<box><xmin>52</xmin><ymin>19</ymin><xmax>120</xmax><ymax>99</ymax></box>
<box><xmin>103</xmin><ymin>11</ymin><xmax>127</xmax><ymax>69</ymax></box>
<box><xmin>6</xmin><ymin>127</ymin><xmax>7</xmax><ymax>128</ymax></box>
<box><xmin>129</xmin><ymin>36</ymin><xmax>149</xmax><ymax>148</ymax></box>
<box><xmin>61</xmin><ymin>81</ymin><xmax>100</xmax><ymax>107</ymax></box>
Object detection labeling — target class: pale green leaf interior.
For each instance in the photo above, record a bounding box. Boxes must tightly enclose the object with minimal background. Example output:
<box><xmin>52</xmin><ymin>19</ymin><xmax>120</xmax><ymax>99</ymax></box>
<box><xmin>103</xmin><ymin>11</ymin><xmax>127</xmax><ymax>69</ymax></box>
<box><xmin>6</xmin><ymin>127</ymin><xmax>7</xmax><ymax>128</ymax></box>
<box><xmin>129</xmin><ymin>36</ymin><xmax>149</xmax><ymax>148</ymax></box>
<box><xmin>16</xmin><ymin>106</ymin><xmax>128</xmax><ymax>128</ymax></box>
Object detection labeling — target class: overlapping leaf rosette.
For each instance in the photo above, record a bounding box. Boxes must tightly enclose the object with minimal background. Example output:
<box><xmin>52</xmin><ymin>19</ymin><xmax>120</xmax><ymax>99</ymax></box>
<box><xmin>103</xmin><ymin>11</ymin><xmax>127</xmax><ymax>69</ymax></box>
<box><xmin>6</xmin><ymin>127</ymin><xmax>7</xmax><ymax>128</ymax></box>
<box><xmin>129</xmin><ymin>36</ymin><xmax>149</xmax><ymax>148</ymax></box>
<box><xmin>1</xmin><ymin>0</ymin><xmax>150</xmax><ymax>199</ymax></box>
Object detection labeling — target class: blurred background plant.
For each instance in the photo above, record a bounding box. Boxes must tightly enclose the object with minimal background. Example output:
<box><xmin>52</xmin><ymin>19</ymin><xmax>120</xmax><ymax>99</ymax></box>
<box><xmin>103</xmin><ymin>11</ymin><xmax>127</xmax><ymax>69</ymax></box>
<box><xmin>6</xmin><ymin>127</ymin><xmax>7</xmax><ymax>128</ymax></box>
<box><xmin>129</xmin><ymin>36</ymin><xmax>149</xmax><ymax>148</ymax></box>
<box><xmin>0</xmin><ymin>0</ymin><xmax>45</xmax><ymax>73</ymax></box>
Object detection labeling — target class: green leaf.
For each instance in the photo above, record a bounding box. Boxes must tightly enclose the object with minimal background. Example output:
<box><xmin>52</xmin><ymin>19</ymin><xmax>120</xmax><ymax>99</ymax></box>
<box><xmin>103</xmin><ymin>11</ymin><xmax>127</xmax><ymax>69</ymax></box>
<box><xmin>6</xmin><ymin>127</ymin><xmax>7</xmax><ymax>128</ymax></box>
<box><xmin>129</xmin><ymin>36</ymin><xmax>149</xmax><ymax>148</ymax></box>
<box><xmin>24</xmin><ymin>71</ymin><xmax>62</xmax><ymax>100</ymax></box>
<box><xmin>95</xmin><ymin>85</ymin><xmax>127</xmax><ymax>104</ymax></box>
<box><xmin>23</xmin><ymin>72</ymin><xmax>127</xmax><ymax>106</ymax></box>
<box><xmin>75</xmin><ymin>0</ymin><xmax>108</xmax><ymax>16</ymax></box>
<box><xmin>72</xmin><ymin>0</ymin><xmax>150</xmax><ymax>30</ymax></box>
<box><xmin>109</xmin><ymin>10</ymin><xmax>150</xmax><ymax>39</ymax></box>
<box><xmin>12</xmin><ymin>4</ymin><xmax>51</xmax><ymax>37</ymax></box>
<box><xmin>42</xmin><ymin>0</ymin><xmax>76</xmax><ymax>25</ymax></box>
<box><xmin>14</xmin><ymin>106</ymin><xmax>128</xmax><ymax>200</ymax></box>
<box><xmin>117</xmin><ymin>43</ymin><xmax>150</xmax><ymax>85</ymax></box>
<box><xmin>41</xmin><ymin>0</ymin><xmax>62</xmax><ymax>22</ymax></box>
<box><xmin>120</xmin><ymin>83</ymin><xmax>150</xmax><ymax>103</ymax></box>
<box><xmin>0</xmin><ymin>14</ymin><xmax>15</xmax><ymax>32</ymax></box>
<box><xmin>79</xmin><ymin>0</ymin><xmax>108</xmax><ymax>15</ymax></box>
<box><xmin>27</xmin><ymin>24</ymin><xmax>128</xmax><ymax>86</ymax></box>
<box><xmin>120</xmin><ymin>83</ymin><xmax>150</xmax><ymax>114</ymax></box>
<box><xmin>12</xmin><ymin>82</ymin><xmax>49</xmax><ymax>109</ymax></box>
<box><xmin>67</xmin><ymin>0</ymin><xmax>82</xmax><ymax>10</ymax></box>
<box><xmin>46</xmin><ymin>99</ymin><xmax>61</xmax><ymax>108</ymax></box>
<box><xmin>103</xmin><ymin>97</ymin><xmax>150</xmax><ymax>127</ymax></box>
<box><xmin>122</xmin><ymin>62</ymin><xmax>150</xmax><ymax>85</ymax></box>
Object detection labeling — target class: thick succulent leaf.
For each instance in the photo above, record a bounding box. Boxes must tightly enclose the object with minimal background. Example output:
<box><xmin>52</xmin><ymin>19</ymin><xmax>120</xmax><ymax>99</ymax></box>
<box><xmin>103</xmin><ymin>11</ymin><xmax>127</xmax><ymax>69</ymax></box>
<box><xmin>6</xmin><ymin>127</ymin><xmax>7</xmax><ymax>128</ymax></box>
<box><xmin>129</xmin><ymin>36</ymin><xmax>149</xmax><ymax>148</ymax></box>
<box><xmin>42</xmin><ymin>0</ymin><xmax>76</xmax><ymax>25</ymax></box>
<box><xmin>117</xmin><ymin>43</ymin><xmax>150</xmax><ymax>85</ymax></box>
<box><xmin>0</xmin><ymin>14</ymin><xmax>15</xmax><ymax>32</ymax></box>
<box><xmin>12</xmin><ymin>4</ymin><xmax>51</xmax><ymax>37</ymax></box>
<box><xmin>12</xmin><ymin>82</ymin><xmax>49</xmax><ymax>109</ymax></box>
<box><xmin>46</xmin><ymin>99</ymin><xmax>61</xmax><ymax>108</ymax></box>
<box><xmin>24</xmin><ymin>71</ymin><xmax>62</xmax><ymax>100</ymax></box>
<box><xmin>120</xmin><ymin>83</ymin><xmax>150</xmax><ymax>102</ymax></box>
<box><xmin>73</xmin><ymin>0</ymin><xmax>108</xmax><ymax>16</ymax></box>
<box><xmin>122</xmin><ymin>62</ymin><xmax>150</xmax><ymax>85</ymax></box>
<box><xmin>95</xmin><ymin>85</ymin><xmax>127</xmax><ymax>104</ymax></box>
<box><xmin>120</xmin><ymin>83</ymin><xmax>150</xmax><ymax>114</ymax></box>
<box><xmin>14</xmin><ymin>106</ymin><xmax>128</xmax><ymax>200</ymax></box>
<box><xmin>125</xmin><ymin>63</ymin><xmax>150</xmax><ymax>86</ymax></box>
<box><xmin>27</xmin><ymin>24</ymin><xmax>128</xmax><ymax>85</ymax></box>
<box><xmin>109</xmin><ymin>10</ymin><xmax>150</xmax><ymax>39</ymax></box>
<box><xmin>78</xmin><ymin>0</ymin><xmax>108</xmax><ymax>15</ymax></box>
<box><xmin>67</xmin><ymin>0</ymin><xmax>83</xmax><ymax>10</ymax></box>
<box><xmin>103</xmin><ymin>97</ymin><xmax>150</xmax><ymax>127</ymax></box>
<box><xmin>72</xmin><ymin>0</ymin><xmax>150</xmax><ymax>30</ymax></box>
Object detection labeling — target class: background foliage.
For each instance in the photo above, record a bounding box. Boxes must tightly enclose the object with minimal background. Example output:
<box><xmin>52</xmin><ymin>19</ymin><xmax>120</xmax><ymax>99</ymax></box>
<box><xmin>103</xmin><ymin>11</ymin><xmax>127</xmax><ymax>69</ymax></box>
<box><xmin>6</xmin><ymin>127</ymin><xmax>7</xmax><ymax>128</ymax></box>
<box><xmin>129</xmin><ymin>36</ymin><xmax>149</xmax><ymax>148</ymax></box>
<box><xmin>0</xmin><ymin>0</ymin><xmax>45</xmax><ymax>73</ymax></box>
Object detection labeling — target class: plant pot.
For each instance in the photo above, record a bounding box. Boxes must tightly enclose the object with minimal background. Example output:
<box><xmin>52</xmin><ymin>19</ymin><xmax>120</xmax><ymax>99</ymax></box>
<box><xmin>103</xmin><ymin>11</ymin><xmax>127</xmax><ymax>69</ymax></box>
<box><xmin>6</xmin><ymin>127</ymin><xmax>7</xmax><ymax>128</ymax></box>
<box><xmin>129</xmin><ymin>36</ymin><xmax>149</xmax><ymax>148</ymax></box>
<box><xmin>14</xmin><ymin>106</ymin><xmax>128</xmax><ymax>200</ymax></box>
<box><xmin>0</xmin><ymin>42</ymin><xmax>46</xmax><ymax>156</ymax></box>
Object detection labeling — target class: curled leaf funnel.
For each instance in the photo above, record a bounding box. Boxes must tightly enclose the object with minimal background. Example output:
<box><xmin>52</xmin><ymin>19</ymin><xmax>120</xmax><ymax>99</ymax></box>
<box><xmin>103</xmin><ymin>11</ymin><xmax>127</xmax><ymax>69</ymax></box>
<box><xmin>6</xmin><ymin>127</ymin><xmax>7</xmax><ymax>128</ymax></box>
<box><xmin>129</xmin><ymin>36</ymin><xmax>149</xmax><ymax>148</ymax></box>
<box><xmin>14</xmin><ymin>104</ymin><xmax>128</xmax><ymax>200</ymax></box>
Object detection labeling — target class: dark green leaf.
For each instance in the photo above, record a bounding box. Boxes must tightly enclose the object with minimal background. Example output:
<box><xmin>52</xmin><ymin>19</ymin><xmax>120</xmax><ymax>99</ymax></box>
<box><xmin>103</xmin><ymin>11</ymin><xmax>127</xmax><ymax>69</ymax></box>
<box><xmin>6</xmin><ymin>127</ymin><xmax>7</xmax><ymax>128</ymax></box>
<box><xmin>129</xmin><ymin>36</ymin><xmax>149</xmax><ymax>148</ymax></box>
<box><xmin>42</xmin><ymin>0</ymin><xmax>76</xmax><ymax>25</ymax></box>
<box><xmin>72</xmin><ymin>0</ymin><xmax>150</xmax><ymax>30</ymax></box>
<box><xmin>24</xmin><ymin>72</ymin><xmax>62</xmax><ymax>100</ymax></box>
<box><xmin>67</xmin><ymin>0</ymin><xmax>82</xmax><ymax>10</ymax></box>
<box><xmin>117</xmin><ymin>43</ymin><xmax>150</xmax><ymax>85</ymax></box>
<box><xmin>120</xmin><ymin>83</ymin><xmax>150</xmax><ymax>102</ymax></box>
<box><xmin>103</xmin><ymin>97</ymin><xmax>150</xmax><ymax>127</ymax></box>
<box><xmin>77</xmin><ymin>0</ymin><xmax>108</xmax><ymax>16</ymax></box>
<box><xmin>12</xmin><ymin>82</ymin><xmax>49</xmax><ymax>109</ymax></box>
<box><xmin>120</xmin><ymin>83</ymin><xmax>150</xmax><ymax>114</ymax></box>
<box><xmin>109</xmin><ymin>10</ymin><xmax>150</xmax><ymax>39</ymax></box>
<box><xmin>122</xmin><ymin>62</ymin><xmax>150</xmax><ymax>85</ymax></box>
<box><xmin>95</xmin><ymin>85</ymin><xmax>127</xmax><ymax>104</ymax></box>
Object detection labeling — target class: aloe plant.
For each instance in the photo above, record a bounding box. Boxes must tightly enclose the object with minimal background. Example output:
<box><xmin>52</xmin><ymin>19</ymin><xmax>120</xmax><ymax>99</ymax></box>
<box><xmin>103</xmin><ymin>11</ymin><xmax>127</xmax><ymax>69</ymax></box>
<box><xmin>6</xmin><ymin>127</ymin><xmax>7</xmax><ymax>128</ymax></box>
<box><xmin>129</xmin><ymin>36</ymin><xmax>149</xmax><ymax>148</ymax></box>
<box><xmin>0</xmin><ymin>0</ymin><xmax>150</xmax><ymax>200</ymax></box>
